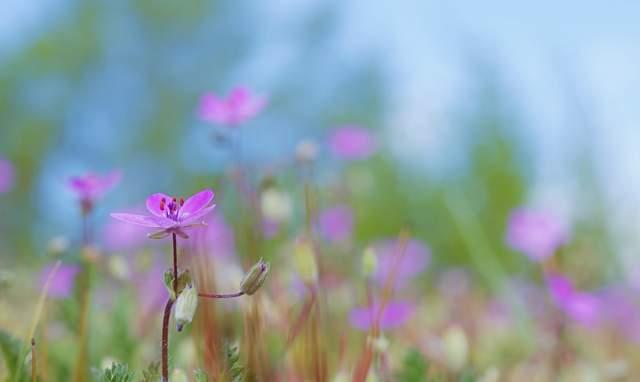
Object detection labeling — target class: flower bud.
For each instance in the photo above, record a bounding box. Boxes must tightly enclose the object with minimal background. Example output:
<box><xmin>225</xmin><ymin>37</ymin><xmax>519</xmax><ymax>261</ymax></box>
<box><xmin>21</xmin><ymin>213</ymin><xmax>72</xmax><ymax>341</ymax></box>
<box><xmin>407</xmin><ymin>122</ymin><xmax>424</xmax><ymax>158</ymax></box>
<box><xmin>240</xmin><ymin>258</ymin><xmax>270</xmax><ymax>295</ymax></box>
<box><xmin>163</xmin><ymin>269</ymin><xmax>192</xmax><ymax>301</ymax></box>
<box><xmin>362</xmin><ymin>246</ymin><xmax>377</xmax><ymax>277</ymax></box>
<box><xmin>261</xmin><ymin>189</ymin><xmax>292</xmax><ymax>223</ymax></box>
<box><xmin>174</xmin><ymin>283</ymin><xmax>198</xmax><ymax>332</ymax></box>
<box><xmin>294</xmin><ymin>238</ymin><xmax>318</xmax><ymax>284</ymax></box>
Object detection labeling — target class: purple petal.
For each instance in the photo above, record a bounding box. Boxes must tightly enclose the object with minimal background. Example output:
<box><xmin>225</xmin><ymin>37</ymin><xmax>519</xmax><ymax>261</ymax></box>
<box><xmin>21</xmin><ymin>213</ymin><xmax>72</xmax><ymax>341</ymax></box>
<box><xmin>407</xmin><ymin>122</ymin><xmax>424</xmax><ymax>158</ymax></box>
<box><xmin>199</xmin><ymin>93</ymin><xmax>229</xmax><ymax>124</ymax></box>
<box><xmin>0</xmin><ymin>159</ymin><xmax>15</xmax><ymax>193</ymax></box>
<box><xmin>68</xmin><ymin>170</ymin><xmax>121</xmax><ymax>201</ymax></box>
<box><xmin>373</xmin><ymin>239</ymin><xmax>430</xmax><ymax>288</ymax></box>
<box><xmin>179</xmin><ymin>189</ymin><xmax>214</xmax><ymax>219</ymax></box>
<box><xmin>39</xmin><ymin>263</ymin><xmax>80</xmax><ymax>299</ymax></box>
<box><xmin>505</xmin><ymin>207</ymin><xmax>569</xmax><ymax>262</ymax></box>
<box><xmin>146</xmin><ymin>193</ymin><xmax>172</xmax><ymax>217</ymax></box>
<box><xmin>180</xmin><ymin>204</ymin><xmax>216</xmax><ymax>225</ymax></box>
<box><xmin>349</xmin><ymin>301</ymin><xmax>415</xmax><ymax>331</ymax></box>
<box><xmin>546</xmin><ymin>273</ymin><xmax>574</xmax><ymax>305</ymax></box>
<box><xmin>110</xmin><ymin>213</ymin><xmax>167</xmax><ymax>228</ymax></box>
<box><xmin>318</xmin><ymin>205</ymin><xmax>354</xmax><ymax>243</ymax></box>
<box><xmin>328</xmin><ymin>126</ymin><xmax>377</xmax><ymax>160</ymax></box>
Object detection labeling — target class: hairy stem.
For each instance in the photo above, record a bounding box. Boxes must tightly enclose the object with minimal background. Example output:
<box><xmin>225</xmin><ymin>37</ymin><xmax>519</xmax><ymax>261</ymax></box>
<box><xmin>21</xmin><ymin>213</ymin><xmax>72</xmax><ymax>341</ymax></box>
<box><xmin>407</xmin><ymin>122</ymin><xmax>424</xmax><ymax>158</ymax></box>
<box><xmin>198</xmin><ymin>291</ymin><xmax>244</xmax><ymax>299</ymax></box>
<box><xmin>172</xmin><ymin>233</ymin><xmax>178</xmax><ymax>295</ymax></box>
<box><xmin>161</xmin><ymin>299</ymin><xmax>174</xmax><ymax>382</ymax></box>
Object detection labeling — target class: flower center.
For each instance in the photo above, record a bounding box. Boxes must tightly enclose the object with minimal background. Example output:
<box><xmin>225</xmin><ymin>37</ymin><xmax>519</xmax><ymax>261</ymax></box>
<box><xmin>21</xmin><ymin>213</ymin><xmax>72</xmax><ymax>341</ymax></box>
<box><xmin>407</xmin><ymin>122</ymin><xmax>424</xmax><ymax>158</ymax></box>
<box><xmin>159</xmin><ymin>196</ymin><xmax>184</xmax><ymax>221</ymax></box>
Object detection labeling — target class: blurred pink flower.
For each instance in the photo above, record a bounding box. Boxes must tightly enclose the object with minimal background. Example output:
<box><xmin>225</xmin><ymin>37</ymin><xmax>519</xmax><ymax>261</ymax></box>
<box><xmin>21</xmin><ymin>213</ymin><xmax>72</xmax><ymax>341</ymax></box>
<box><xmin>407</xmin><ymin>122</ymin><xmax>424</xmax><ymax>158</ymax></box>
<box><xmin>546</xmin><ymin>273</ymin><xmax>601</xmax><ymax>327</ymax></box>
<box><xmin>0</xmin><ymin>158</ymin><xmax>14</xmax><ymax>193</ymax></box>
<box><xmin>39</xmin><ymin>263</ymin><xmax>80</xmax><ymax>299</ymax></box>
<box><xmin>193</xmin><ymin>212</ymin><xmax>236</xmax><ymax>258</ymax></box>
<box><xmin>373</xmin><ymin>239</ymin><xmax>430</xmax><ymax>289</ymax></box>
<box><xmin>111</xmin><ymin>189</ymin><xmax>216</xmax><ymax>239</ymax></box>
<box><xmin>349</xmin><ymin>300</ymin><xmax>415</xmax><ymax>330</ymax></box>
<box><xmin>317</xmin><ymin>205</ymin><xmax>353</xmax><ymax>243</ymax></box>
<box><xmin>328</xmin><ymin>126</ymin><xmax>377</xmax><ymax>160</ymax></box>
<box><xmin>133</xmin><ymin>260</ymin><xmax>168</xmax><ymax>322</ymax></box>
<box><xmin>68</xmin><ymin>171</ymin><xmax>121</xmax><ymax>213</ymax></box>
<box><xmin>199</xmin><ymin>86</ymin><xmax>266</xmax><ymax>126</ymax></box>
<box><xmin>506</xmin><ymin>208</ymin><xmax>568</xmax><ymax>262</ymax></box>
<box><xmin>102</xmin><ymin>211</ymin><xmax>150</xmax><ymax>252</ymax></box>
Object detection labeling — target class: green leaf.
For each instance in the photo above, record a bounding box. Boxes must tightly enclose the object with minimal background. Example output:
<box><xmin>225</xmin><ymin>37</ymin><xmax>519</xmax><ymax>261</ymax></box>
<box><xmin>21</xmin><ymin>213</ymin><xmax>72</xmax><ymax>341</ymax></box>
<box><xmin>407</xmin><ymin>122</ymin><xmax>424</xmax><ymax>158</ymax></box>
<box><xmin>396</xmin><ymin>348</ymin><xmax>428</xmax><ymax>382</ymax></box>
<box><xmin>141</xmin><ymin>361</ymin><xmax>160</xmax><ymax>382</ymax></box>
<box><xmin>194</xmin><ymin>369</ymin><xmax>209</xmax><ymax>382</ymax></box>
<box><xmin>93</xmin><ymin>362</ymin><xmax>134</xmax><ymax>382</ymax></box>
<box><xmin>0</xmin><ymin>330</ymin><xmax>29</xmax><ymax>382</ymax></box>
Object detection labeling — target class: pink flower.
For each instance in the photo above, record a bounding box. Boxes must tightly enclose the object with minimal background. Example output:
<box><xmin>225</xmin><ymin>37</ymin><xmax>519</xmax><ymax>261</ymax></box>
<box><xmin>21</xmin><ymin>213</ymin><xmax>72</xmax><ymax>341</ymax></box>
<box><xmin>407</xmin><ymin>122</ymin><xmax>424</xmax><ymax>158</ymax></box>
<box><xmin>68</xmin><ymin>171</ymin><xmax>121</xmax><ymax>213</ymax></box>
<box><xmin>0</xmin><ymin>158</ymin><xmax>15</xmax><ymax>193</ymax></box>
<box><xmin>39</xmin><ymin>263</ymin><xmax>80</xmax><ymax>299</ymax></box>
<box><xmin>506</xmin><ymin>208</ymin><xmax>568</xmax><ymax>262</ymax></box>
<box><xmin>111</xmin><ymin>189</ymin><xmax>216</xmax><ymax>239</ymax></box>
<box><xmin>349</xmin><ymin>300</ymin><xmax>415</xmax><ymax>330</ymax></box>
<box><xmin>199</xmin><ymin>86</ymin><xmax>266</xmax><ymax>126</ymax></box>
<box><xmin>373</xmin><ymin>239</ymin><xmax>430</xmax><ymax>289</ymax></box>
<box><xmin>546</xmin><ymin>273</ymin><xmax>602</xmax><ymax>327</ymax></box>
<box><xmin>328</xmin><ymin>126</ymin><xmax>377</xmax><ymax>160</ymax></box>
<box><xmin>317</xmin><ymin>205</ymin><xmax>354</xmax><ymax>243</ymax></box>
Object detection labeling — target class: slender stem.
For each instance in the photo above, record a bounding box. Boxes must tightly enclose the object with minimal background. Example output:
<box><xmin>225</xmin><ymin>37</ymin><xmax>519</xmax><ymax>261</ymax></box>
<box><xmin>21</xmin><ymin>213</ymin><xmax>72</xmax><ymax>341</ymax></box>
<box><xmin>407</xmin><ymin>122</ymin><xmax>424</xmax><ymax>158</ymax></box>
<box><xmin>198</xmin><ymin>291</ymin><xmax>244</xmax><ymax>299</ymax></box>
<box><xmin>31</xmin><ymin>338</ymin><xmax>36</xmax><ymax>382</ymax></box>
<box><xmin>172</xmin><ymin>233</ymin><xmax>178</xmax><ymax>294</ymax></box>
<box><xmin>161</xmin><ymin>299</ymin><xmax>174</xmax><ymax>382</ymax></box>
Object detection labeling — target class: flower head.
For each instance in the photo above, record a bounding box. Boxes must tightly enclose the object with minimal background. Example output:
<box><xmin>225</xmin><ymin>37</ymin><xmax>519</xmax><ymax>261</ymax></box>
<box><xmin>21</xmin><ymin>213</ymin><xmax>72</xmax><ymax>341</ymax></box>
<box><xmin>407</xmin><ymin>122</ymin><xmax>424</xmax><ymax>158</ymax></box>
<box><xmin>317</xmin><ymin>205</ymin><xmax>354</xmax><ymax>243</ymax></box>
<box><xmin>328</xmin><ymin>126</ymin><xmax>377</xmax><ymax>160</ymax></box>
<box><xmin>0</xmin><ymin>158</ymin><xmax>14</xmax><ymax>193</ymax></box>
<box><xmin>39</xmin><ymin>263</ymin><xmax>80</xmax><ymax>299</ymax></box>
<box><xmin>506</xmin><ymin>207</ymin><xmax>568</xmax><ymax>262</ymax></box>
<box><xmin>111</xmin><ymin>189</ymin><xmax>216</xmax><ymax>239</ymax></box>
<box><xmin>349</xmin><ymin>300</ymin><xmax>415</xmax><ymax>330</ymax></box>
<box><xmin>546</xmin><ymin>273</ymin><xmax>602</xmax><ymax>327</ymax></box>
<box><xmin>199</xmin><ymin>86</ymin><xmax>266</xmax><ymax>126</ymax></box>
<box><xmin>372</xmin><ymin>239</ymin><xmax>430</xmax><ymax>289</ymax></box>
<box><xmin>68</xmin><ymin>171</ymin><xmax>121</xmax><ymax>213</ymax></box>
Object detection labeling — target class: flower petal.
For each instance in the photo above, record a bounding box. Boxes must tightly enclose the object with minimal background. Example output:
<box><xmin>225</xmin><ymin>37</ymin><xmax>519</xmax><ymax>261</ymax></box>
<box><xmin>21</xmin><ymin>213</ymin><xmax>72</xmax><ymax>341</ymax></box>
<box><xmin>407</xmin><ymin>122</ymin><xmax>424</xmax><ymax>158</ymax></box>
<box><xmin>111</xmin><ymin>213</ymin><xmax>165</xmax><ymax>228</ymax></box>
<box><xmin>146</xmin><ymin>193</ymin><xmax>172</xmax><ymax>217</ymax></box>
<box><xmin>180</xmin><ymin>204</ymin><xmax>216</xmax><ymax>225</ymax></box>
<box><xmin>179</xmin><ymin>189</ymin><xmax>214</xmax><ymax>218</ymax></box>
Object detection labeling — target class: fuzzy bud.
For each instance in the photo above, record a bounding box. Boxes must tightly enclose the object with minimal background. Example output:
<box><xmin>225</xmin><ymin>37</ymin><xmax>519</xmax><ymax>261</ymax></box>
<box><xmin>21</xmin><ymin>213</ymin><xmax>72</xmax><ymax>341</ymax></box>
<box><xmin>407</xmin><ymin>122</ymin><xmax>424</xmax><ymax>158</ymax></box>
<box><xmin>294</xmin><ymin>238</ymin><xmax>318</xmax><ymax>284</ymax></box>
<box><xmin>362</xmin><ymin>246</ymin><xmax>377</xmax><ymax>277</ymax></box>
<box><xmin>174</xmin><ymin>283</ymin><xmax>198</xmax><ymax>332</ymax></box>
<box><xmin>240</xmin><ymin>258</ymin><xmax>270</xmax><ymax>295</ymax></box>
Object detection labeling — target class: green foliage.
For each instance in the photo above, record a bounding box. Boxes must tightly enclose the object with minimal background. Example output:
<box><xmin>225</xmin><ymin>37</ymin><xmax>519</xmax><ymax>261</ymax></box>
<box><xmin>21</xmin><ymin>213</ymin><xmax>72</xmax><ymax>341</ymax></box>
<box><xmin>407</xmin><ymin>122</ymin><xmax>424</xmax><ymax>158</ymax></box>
<box><xmin>396</xmin><ymin>348</ymin><xmax>428</xmax><ymax>382</ymax></box>
<box><xmin>194</xmin><ymin>369</ymin><xmax>209</xmax><ymax>382</ymax></box>
<box><xmin>224</xmin><ymin>343</ymin><xmax>245</xmax><ymax>382</ymax></box>
<box><xmin>140</xmin><ymin>362</ymin><xmax>160</xmax><ymax>382</ymax></box>
<box><xmin>93</xmin><ymin>362</ymin><xmax>134</xmax><ymax>382</ymax></box>
<box><xmin>0</xmin><ymin>330</ymin><xmax>29</xmax><ymax>382</ymax></box>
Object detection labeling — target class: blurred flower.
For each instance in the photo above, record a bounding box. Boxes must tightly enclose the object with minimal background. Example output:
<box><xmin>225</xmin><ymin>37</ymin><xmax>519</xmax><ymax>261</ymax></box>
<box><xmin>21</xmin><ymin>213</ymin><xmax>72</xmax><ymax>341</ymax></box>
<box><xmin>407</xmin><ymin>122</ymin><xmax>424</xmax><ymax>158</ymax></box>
<box><xmin>505</xmin><ymin>208</ymin><xmax>568</xmax><ymax>262</ymax></box>
<box><xmin>317</xmin><ymin>205</ymin><xmax>353</xmax><ymax>243</ymax></box>
<box><xmin>349</xmin><ymin>300</ymin><xmax>415</xmax><ymax>330</ymax></box>
<box><xmin>437</xmin><ymin>268</ymin><xmax>470</xmax><ymax>300</ymax></box>
<box><xmin>111</xmin><ymin>189</ymin><xmax>216</xmax><ymax>239</ymax></box>
<box><xmin>294</xmin><ymin>238</ymin><xmax>318</xmax><ymax>284</ymax></box>
<box><xmin>261</xmin><ymin>189</ymin><xmax>293</xmax><ymax>223</ymax></box>
<box><xmin>46</xmin><ymin>236</ymin><xmax>70</xmax><ymax>255</ymax></box>
<box><xmin>441</xmin><ymin>325</ymin><xmax>469</xmax><ymax>371</ymax></box>
<box><xmin>296</xmin><ymin>139</ymin><xmax>319</xmax><ymax>162</ymax></box>
<box><xmin>199</xmin><ymin>86</ymin><xmax>266</xmax><ymax>126</ymax></box>
<box><xmin>107</xmin><ymin>255</ymin><xmax>131</xmax><ymax>281</ymax></box>
<box><xmin>328</xmin><ymin>126</ymin><xmax>377</xmax><ymax>160</ymax></box>
<box><xmin>373</xmin><ymin>239</ymin><xmax>430</xmax><ymax>289</ymax></box>
<box><xmin>39</xmin><ymin>263</ymin><xmax>80</xmax><ymax>299</ymax></box>
<box><xmin>133</xmin><ymin>260</ymin><xmax>168</xmax><ymax>320</ymax></box>
<box><xmin>68</xmin><ymin>171</ymin><xmax>121</xmax><ymax>213</ymax></box>
<box><xmin>193</xmin><ymin>212</ymin><xmax>236</xmax><ymax>258</ymax></box>
<box><xmin>546</xmin><ymin>273</ymin><xmax>601</xmax><ymax>326</ymax></box>
<box><xmin>362</xmin><ymin>246</ymin><xmax>378</xmax><ymax>277</ymax></box>
<box><xmin>102</xmin><ymin>210</ymin><xmax>150</xmax><ymax>252</ymax></box>
<box><xmin>262</xmin><ymin>218</ymin><xmax>280</xmax><ymax>239</ymax></box>
<box><xmin>0</xmin><ymin>158</ymin><xmax>14</xmax><ymax>193</ymax></box>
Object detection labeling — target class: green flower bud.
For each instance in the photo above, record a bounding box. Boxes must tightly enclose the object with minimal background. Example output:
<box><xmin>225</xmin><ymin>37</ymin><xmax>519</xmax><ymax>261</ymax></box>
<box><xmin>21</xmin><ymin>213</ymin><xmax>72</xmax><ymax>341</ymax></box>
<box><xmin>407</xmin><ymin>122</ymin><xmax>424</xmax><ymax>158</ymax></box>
<box><xmin>240</xmin><ymin>258</ymin><xmax>270</xmax><ymax>295</ymax></box>
<box><xmin>174</xmin><ymin>283</ymin><xmax>198</xmax><ymax>332</ymax></box>
<box><xmin>163</xmin><ymin>269</ymin><xmax>192</xmax><ymax>301</ymax></box>
<box><xmin>362</xmin><ymin>246</ymin><xmax>377</xmax><ymax>277</ymax></box>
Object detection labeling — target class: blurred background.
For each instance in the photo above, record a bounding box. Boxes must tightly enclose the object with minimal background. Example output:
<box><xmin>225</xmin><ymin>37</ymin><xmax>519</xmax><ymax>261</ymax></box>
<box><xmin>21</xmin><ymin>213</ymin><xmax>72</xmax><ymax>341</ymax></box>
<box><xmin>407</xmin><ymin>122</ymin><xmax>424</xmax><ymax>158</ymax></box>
<box><xmin>1</xmin><ymin>0</ymin><xmax>640</xmax><ymax>381</ymax></box>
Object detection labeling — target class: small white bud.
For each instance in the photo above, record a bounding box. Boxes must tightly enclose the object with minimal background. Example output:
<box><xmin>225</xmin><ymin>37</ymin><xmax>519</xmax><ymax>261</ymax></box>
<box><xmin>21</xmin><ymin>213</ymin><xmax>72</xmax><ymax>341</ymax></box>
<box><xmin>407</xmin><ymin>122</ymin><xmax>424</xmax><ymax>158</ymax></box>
<box><xmin>174</xmin><ymin>283</ymin><xmax>198</xmax><ymax>332</ymax></box>
<box><xmin>261</xmin><ymin>189</ymin><xmax>293</xmax><ymax>223</ymax></box>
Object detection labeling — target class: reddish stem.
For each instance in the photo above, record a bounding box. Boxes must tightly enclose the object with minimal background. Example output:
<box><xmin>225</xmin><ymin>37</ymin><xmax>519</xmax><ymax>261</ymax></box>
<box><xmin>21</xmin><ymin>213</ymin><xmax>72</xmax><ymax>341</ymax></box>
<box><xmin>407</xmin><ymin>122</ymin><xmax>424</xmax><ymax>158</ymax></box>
<box><xmin>198</xmin><ymin>291</ymin><xmax>244</xmax><ymax>299</ymax></box>
<box><xmin>161</xmin><ymin>299</ymin><xmax>174</xmax><ymax>382</ymax></box>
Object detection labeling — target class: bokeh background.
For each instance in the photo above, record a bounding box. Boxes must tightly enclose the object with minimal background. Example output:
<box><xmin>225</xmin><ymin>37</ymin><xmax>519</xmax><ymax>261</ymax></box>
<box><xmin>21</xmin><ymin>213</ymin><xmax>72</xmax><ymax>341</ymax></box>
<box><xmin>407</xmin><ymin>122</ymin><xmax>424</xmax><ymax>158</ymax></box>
<box><xmin>1</xmin><ymin>1</ymin><xmax>640</xmax><ymax>381</ymax></box>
